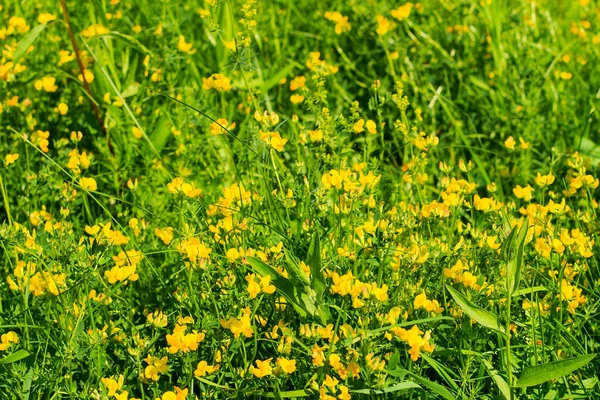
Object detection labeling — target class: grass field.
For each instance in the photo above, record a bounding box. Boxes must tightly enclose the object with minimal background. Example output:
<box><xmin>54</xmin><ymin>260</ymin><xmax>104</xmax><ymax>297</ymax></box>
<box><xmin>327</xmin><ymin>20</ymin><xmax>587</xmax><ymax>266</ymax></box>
<box><xmin>1</xmin><ymin>0</ymin><xmax>600</xmax><ymax>398</ymax></box>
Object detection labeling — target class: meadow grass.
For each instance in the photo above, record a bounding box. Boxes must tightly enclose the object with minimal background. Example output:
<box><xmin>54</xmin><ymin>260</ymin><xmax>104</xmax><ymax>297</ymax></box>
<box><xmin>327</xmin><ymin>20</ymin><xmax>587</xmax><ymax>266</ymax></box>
<box><xmin>1</xmin><ymin>0</ymin><xmax>600</xmax><ymax>399</ymax></box>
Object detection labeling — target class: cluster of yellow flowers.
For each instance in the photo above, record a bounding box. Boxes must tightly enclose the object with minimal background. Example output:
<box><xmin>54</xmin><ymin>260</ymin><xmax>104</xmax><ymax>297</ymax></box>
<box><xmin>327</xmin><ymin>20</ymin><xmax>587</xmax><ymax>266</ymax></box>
<box><xmin>202</xmin><ymin>73</ymin><xmax>232</xmax><ymax>92</ymax></box>
<box><xmin>0</xmin><ymin>331</ymin><xmax>19</xmax><ymax>351</ymax></box>
<box><xmin>165</xmin><ymin>317</ymin><xmax>205</xmax><ymax>354</ymax></box>
<box><xmin>167</xmin><ymin>177</ymin><xmax>201</xmax><ymax>198</ymax></box>
<box><xmin>104</xmin><ymin>249</ymin><xmax>142</xmax><ymax>284</ymax></box>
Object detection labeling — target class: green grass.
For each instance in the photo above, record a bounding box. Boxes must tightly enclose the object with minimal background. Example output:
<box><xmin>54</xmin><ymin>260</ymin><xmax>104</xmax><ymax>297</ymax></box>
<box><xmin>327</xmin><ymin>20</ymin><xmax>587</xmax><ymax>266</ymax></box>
<box><xmin>1</xmin><ymin>0</ymin><xmax>600</xmax><ymax>399</ymax></box>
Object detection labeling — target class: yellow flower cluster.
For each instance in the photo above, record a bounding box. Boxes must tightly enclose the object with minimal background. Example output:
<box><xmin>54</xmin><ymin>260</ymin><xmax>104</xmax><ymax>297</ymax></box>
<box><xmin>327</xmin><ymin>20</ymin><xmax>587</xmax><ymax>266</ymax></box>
<box><xmin>245</xmin><ymin>273</ymin><xmax>276</xmax><ymax>298</ymax></box>
<box><xmin>202</xmin><ymin>73</ymin><xmax>232</xmax><ymax>92</ymax></box>
<box><xmin>324</xmin><ymin>11</ymin><xmax>351</xmax><ymax>34</ymax></box>
<box><xmin>220</xmin><ymin>308</ymin><xmax>253</xmax><ymax>338</ymax></box>
<box><xmin>0</xmin><ymin>331</ymin><xmax>19</xmax><ymax>351</ymax></box>
<box><xmin>166</xmin><ymin>317</ymin><xmax>205</xmax><ymax>354</ymax></box>
<box><xmin>388</xmin><ymin>325</ymin><xmax>434</xmax><ymax>361</ymax></box>
<box><xmin>105</xmin><ymin>250</ymin><xmax>142</xmax><ymax>284</ymax></box>
<box><xmin>167</xmin><ymin>177</ymin><xmax>201</xmax><ymax>198</ymax></box>
<box><xmin>177</xmin><ymin>237</ymin><xmax>212</xmax><ymax>263</ymax></box>
<box><xmin>329</xmin><ymin>271</ymin><xmax>389</xmax><ymax>308</ymax></box>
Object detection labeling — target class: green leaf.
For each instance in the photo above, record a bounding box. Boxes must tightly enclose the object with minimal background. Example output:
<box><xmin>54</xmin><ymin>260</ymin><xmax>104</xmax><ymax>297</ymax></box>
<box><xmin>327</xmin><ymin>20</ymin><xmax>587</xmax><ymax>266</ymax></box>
<box><xmin>515</xmin><ymin>354</ymin><xmax>596</xmax><ymax>388</ymax></box>
<box><xmin>446</xmin><ymin>285</ymin><xmax>505</xmax><ymax>335</ymax></box>
<box><xmin>481</xmin><ymin>357</ymin><xmax>510</xmax><ymax>400</ymax></box>
<box><xmin>505</xmin><ymin>220</ymin><xmax>528</xmax><ymax>296</ymax></box>
<box><xmin>246</xmin><ymin>256</ymin><xmax>317</xmax><ymax>319</ymax></box>
<box><xmin>399</xmin><ymin>370</ymin><xmax>457</xmax><ymax>400</ymax></box>
<box><xmin>307</xmin><ymin>232</ymin><xmax>326</xmax><ymax>299</ymax></box>
<box><xmin>150</xmin><ymin>114</ymin><xmax>171</xmax><ymax>153</ymax></box>
<box><xmin>0</xmin><ymin>349</ymin><xmax>30</xmax><ymax>365</ymax></box>
<box><xmin>512</xmin><ymin>286</ymin><xmax>547</xmax><ymax>297</ymax></box>
<box><xmin>351</xmin><ymin>381</ymin><xmax>423</xmax><ymax>395</ymax></box>
<box><xmin>248</xmin><ymin>389</ymin><xmax>312</xmax><ymax>398</ymax></box>
<box><xmin>13</xmin><ymin>23</ymin><xmax>47</xmax><ymax>62</ymax></box>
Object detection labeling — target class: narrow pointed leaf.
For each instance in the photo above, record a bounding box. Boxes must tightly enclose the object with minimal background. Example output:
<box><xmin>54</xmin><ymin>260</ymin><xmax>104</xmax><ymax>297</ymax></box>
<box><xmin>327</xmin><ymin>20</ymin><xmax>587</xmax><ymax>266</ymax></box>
<box><xmin>446</xmin><ymin>285</ymin><xmax>505</xmax><ymax>335</ymax></box>
<box><xmin>247</xmin><ymin>256</ymin><xmax>317</xmax><ymax>318</ymax></box>
<box><xmin>515</xmin><ymin>354</ymin><xmax>596</xmax><ymax>388</ymax></box>
<box><xmin>506</xmin><ymin>220</ymin><xmax>528</xmax><ymax>296</ymax></box>
<box><xmin>307</xmin><ymin>232</ymin><xmax>326</xmax><ymax>299</ymax></box>
<box><xmin>0</xmin><ymin>349</ymin><xmax>30</xmax><ymax>365</ymax></box>
<box><xmin>351</xmin><ymin>381</ymin><xmax>423</xmax><ymax>395</ymax></box>
<box><xmin>481</xmin><ymin>357</ymin><xmax>510</xmax><ymax>400</ymax></box>
<box><xmin>13</xmin><ymin>23</ymin><xmax>47</xmax><ymax>62</ymax></box>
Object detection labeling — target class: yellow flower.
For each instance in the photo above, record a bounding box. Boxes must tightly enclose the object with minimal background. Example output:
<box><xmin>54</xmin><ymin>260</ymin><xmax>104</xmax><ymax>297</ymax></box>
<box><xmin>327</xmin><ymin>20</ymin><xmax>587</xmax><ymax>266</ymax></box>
<box><xmin>560</xmin><ymin>71</ymin><xmax>573</xmax><ymax>80</ymax></box>
<box><xmin>365</xmin><ymin>119</ymin><xmax>377</xmax><ymax>134</ymax></box>
<box><xmin>34</xmin><ymin>76</ymin><xmax>58</xmax><ymax>92</ymax></box>
<box><xmin>276</xmin><ymin>357</ymin><xmax>296</xmax><ymax>374</ymax></box>
<box><xmin>220</xmin><ymin>308</ymin><xmax>254</xmax><ymax>338</ymax></box>
<box><xmin>289</xmin><ymin>76</ymin><xmax>306</xmax><ymax>91</ymax></box>
<box><xmin>353</xmin><ymin>119</ymin><xmax>365</xmax><ymax>133</ymax></box>
<box><xmin>210</xmin><ymin>118</ymin><xmax>236</xmax><ymax>135</ymax></box>
<box><xmin>80</xmin><ymin>177</ymin><xmax>98</xmax><ymax>191</ymax></box>
<box><xmin>504</xmin><ymin>136</ymin><xmax>516</xmax><ymax>150</ymax></box>
<box><xmin>308</xmin><ymin>130</ymin><xmax>323</xmax><ymax>142</ymax></box>
<box><xmin>194</xmin><ymin>360</ymin><xmax>219</xmax><ymax>377</ymax></box>
<box><xmin>5</xmin><ymin>153</ymin><xmax>19</xmax><ymax>166</ymax></box>
<box><xmin>78</xmin><ymin>69</ymin><xmax>95</xmax><ymax>83</ymax></box>
<box><xmin>202</xmin><ymin>73</ymin><xmax>232</xmax><ymax>91</ymax></box>
<box><xmin>259</xmin><ymin>131</ymin><xmax>288</xmax><ymax>152</ymax></box>
<box><xmin>155</xmin><ymin>227</ymin><xmax>174</xmax><ymax>245</ymax></box>
<box><xmin>177</xmin><ymin>35</ymin><xmax>196</xmax><ymax>54</ymax></box>
<box><xmin>376</xmin><ymin>15</ymin><xmax>393</xmax><ymax>35</ymax></box>
<box><xmin>57</xmin><ymin>103</ymin><xmax>68</xmax><ymax>115</ymax></box>
<box><xmin>518</xmin><ymin>137</ymin><xmax>530</xmax><ymax>149</ymax></box>
<box><xmin>0</xmin><ymin>331</ymin><xmax>19</xmax><ymax>351</ymax></box>
<box><xmin>246</xmin><ymin>274</ymin><xmax>261</xmax><ymax>299</ymax></box>
<box><xmin>391</xmin><ymin>3</ymin><xmax>414</xmax><ymax>21</ymax></box>
<box><xmin>82</xmin><ymin>24</ymin><xmax>109</xmax><ymax>37</ymax></box>
<box><xmin>513</xmin><ymin>184</ymin><xmax>534</xmax><ymax>201</ymax></box>
<box><xmin>250</xmin><ymin>358</ymin><xmax>273</xmax><ymax>378</ymax></box>
<box><xmin>535</xmin><ymin>172</ymin><xmax>555</xmax><ymax>187</ymax></box>
<box><xmin>290</xmin><ymin>94</ymin><xmax>304</xmax><ymax>104</ymax></box>
<box><xmin>38</xmin><ymin>13</ymin><xmax>56</xmax><ymax>24</ymax></box>
<box><xmin>324</xmin><ymin>11</ymin><xmax>351</xmax><ymax>34</ymax></box>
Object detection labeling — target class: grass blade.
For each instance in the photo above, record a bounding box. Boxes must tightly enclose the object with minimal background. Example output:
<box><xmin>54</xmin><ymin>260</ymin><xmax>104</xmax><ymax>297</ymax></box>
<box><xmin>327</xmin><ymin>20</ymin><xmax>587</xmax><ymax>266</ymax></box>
<box><xmin>0</xmin><ymin>349</ymin><xmax>30</xmax><ymax>365</ymax></box>
<box><xmin>505</xmin><ymin>220</ymin><xmax>528</xmax><ymax>296</ymax></box>
<box><xmin>446</xmin><ymin>285</ymin><xmax>505</xmax><ymax>335</ymax></box>
<box><xmin>13</xmin><ymin>23</ymin><xmax>47</xmax><ymax>62</ymax></box>
<box><xmin>515</xmin><ymin>354</ymin><xmax>596</xmax><ymax>388</ymax></box>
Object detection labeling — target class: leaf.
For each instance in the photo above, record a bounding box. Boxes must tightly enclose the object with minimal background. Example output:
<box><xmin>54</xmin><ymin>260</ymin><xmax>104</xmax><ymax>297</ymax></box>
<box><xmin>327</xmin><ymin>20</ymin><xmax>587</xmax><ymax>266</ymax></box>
<box><xmin>408</xmin><ymin>373</ymin><xmax>457</xmax><ymax>400</ymax></box>
<box><xmin>505</xmin><ymin>220</ymin><xmax>528</xmax><ymax>296</ymax></box>
<box><xmin>13</xmin><ymin>23</ymin><xmax>47</xmax><ymax>62</ymax></box>
<box><xmin>246</xmin><ymin>256</ymin><xmax>317</xmax><ymax>319</ymax></box>
<box><xmin>390</xmin><ymin>369</ymin><xmax>456</xmax><ymax>400</ymax></box>
<box><xmin>248</xmin><ymin>389</ymin><xmax>312</xmax><ymax>398</ymax></box>
<box><xmin>515</xmin><ymin>354</ymin><xmax>596</xmax><ymax>388</ymax></box>
<box><xmin>0</xmin><ymin>349</ymin><xmax>30</xmax><ymax>365</ymax></box>
<box><xmin>446</xmin><ymin>285</ymin><xmax>505</xmax><ymax>335</ymax></box>
<box><xmin>578</xmin><ymin>137</ymin><xmax>600</xmax><ymax>165</ymax></box>
<box><xmin>307</xmin><ymin>232</ymin><xmax>325</xmax><ymax>299</ymax></box>
<box><xmin>481</xmin><ymin>357</ymin><xmax>510</xmax><ymax>400</ymax></box>
<box><xmin>421</xmin><ymin>353</ymin><xmax>459</xmax><ymax>391</ymax></box>
<box><xmin>22</xmin><ymin>368</ymin><xmax>33</xmax><ymax>400</ymax></box>
<box><xmin>150</xmin><ymin>114</ymin><xmax>171</xmax><ymax>153</ymax></box>
<box><xmin>351</xmin><ymin>381</ymin><xmax>423</xmax><ymax>395</ymax></box>
<box><xmin>512</xmin><ymin>286</ymin><xmax>547</xmax><ymax>297</ymax></box>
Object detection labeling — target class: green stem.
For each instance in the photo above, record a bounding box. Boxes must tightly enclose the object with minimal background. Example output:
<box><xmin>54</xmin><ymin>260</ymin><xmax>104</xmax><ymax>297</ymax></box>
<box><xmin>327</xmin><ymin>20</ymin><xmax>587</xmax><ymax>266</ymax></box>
<box><xmin>0</xmin><ymin>172</ymin><xmax>12</xmax><ymax>226</ymax></box>
<box><xmin>506</xmin><ymin>292</ymin><xmax>513</xmax><ymax>399</ymax></box>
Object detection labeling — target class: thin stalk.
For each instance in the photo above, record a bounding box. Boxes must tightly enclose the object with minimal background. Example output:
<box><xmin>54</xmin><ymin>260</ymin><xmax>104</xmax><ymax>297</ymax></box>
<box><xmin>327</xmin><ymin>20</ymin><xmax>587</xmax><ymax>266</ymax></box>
<box><xmin>0</xmin><ymin>173</ymin><xmax>12</xmax><ymax>226</ymax></box>
<box><xmin>59</xmin><ymin>0</ymin><xmax>111</xmax><ymax>153</ymax></box>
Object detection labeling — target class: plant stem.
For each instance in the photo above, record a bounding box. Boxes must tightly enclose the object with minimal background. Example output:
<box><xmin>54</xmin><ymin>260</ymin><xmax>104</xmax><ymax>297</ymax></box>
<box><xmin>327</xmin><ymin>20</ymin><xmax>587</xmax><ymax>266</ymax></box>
<box><xmin>59</xmin><ymin>0</ymin><xmax>112</xmax><ymax>154</ymax></box>
<box><xmin>0</xmin><ymin>173</ymin><xmax>12</xmax><ymax>226</ymax></box>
